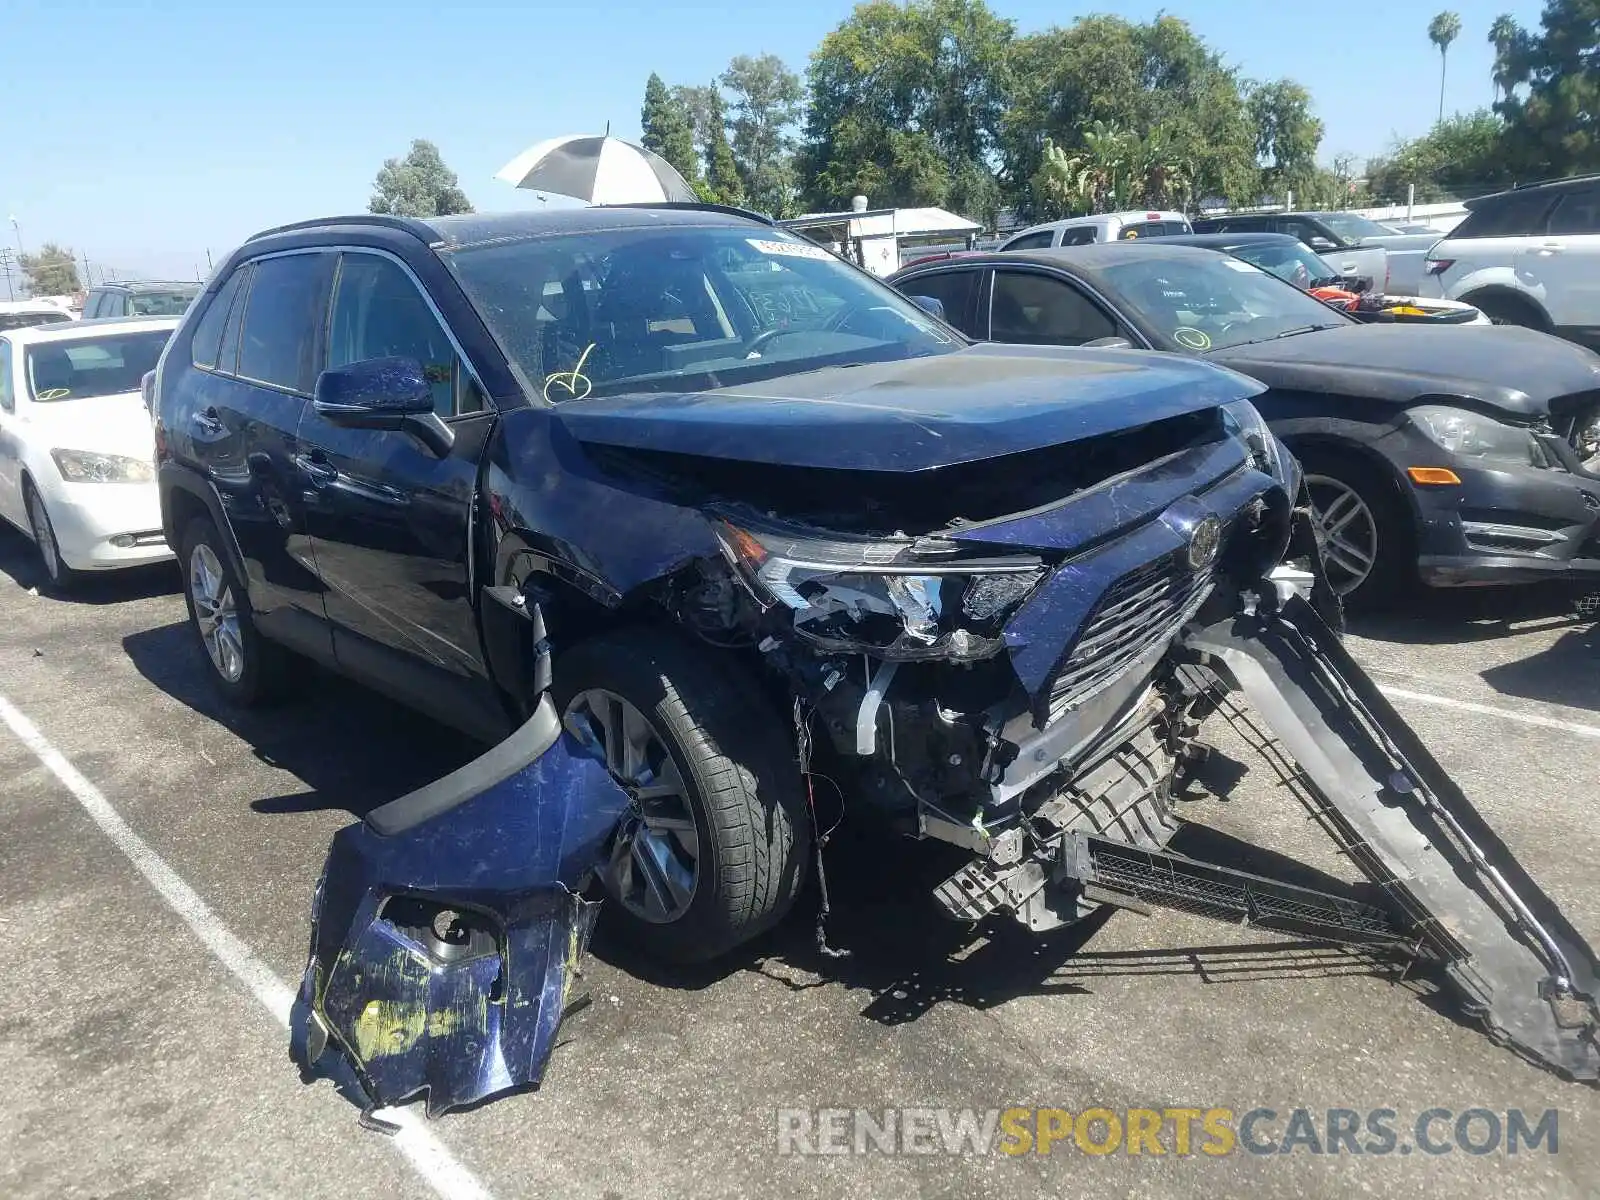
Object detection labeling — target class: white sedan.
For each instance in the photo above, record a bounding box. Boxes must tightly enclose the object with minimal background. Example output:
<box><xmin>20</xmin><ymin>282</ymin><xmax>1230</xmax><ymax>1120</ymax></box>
<box><xmin>0</xmin><ymin>316</ymin><xmax>179</xmax><ymax>587</ymax></box>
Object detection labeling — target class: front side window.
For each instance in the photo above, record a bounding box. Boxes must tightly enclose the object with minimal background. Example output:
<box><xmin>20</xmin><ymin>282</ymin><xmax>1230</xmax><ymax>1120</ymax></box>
<box><xmin>236</xmin><ymin>253</ymin><xmax>331</xmax><ymax>393</ymax></box>
<box><xmin>1315</xmin><ymin>213</ymin><xmax>1396</xmax><ymax>242</ymax></box>
<box><xmin>1451</xmin><ymin>192</ymin><xmax>1556</xmax><ymax>240</ymax></box>
<box><xmin>446</xmin><ymin>225</ymin><xmax>957</xmax><ymax>402</ymax></box>
<box><xmin>328</xmin><ymin>254</ymin><xmax>479</xmax><ymax>418</ymax></box>
<box><xmin>898</xmin><ymin>269</ymin><xmax>980</xmax><ymax>335</ymax></box>
<box><xmin>24</xmin><ymin>330</ymin><xmax>172</xmax><ymax>401</ymax></box>
<box><xmin>1099</xmin><ymin>254</ymin><xmax>1352</xmax><ymax>351</ymax></box>
<box><xmin>1003</xmin><ymin>230</ymin><xmax>1057</xmax><ymax>251</ymax></box>
<box><xmin>1060</xmin><ymin>227</ymin><xmax>1098</xmax><ymax>246</ymax></box>
<box><xmin>990</xmin><ymin>270</ymin><xmax>1117</xmax><ymax>345</ymax></box>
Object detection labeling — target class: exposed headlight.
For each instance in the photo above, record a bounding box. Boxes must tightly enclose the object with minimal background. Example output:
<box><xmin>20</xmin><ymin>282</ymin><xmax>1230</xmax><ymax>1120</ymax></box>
<box><xmin>51</xmin><ymin>449</ymin><xmax>155</xmax><ymax>483</ymax></box>
<box><xmin>714</xmin><ymin>519</ymin><xmax>1048</xmax><ymax>661</ymax></box>
<box><xmin>1223</xmin><ymin>399</ymin><xmax>1295</xmax><ymax>489</ymax></box>
<box><xmin>1408</xmin><ymin>405</ymin><xmax>1545</xmax><ymax>467</ymax></box>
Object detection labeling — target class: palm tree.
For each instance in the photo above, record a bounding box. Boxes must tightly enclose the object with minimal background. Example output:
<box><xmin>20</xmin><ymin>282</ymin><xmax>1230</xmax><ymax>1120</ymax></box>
<box><xmin>1488</xmin><ymin>15</ymin><xmax>1519</xmax><ymax>103</ymax></box>
<box><xmin>1429</xmin><ymin>11</ymin><xmax>1463</xmax><ymax>124</ymax></box>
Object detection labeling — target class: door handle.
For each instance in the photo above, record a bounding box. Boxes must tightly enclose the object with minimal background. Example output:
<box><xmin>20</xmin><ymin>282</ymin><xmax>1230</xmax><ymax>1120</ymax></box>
<box><xmin>295</xmin><ymin>452</ymin><xmax>338</xmax><ymax>487</ymax></box>
<box><xmin>191</xmin><ymin>407</ymin><xmax>224</xmax><ymax>436</ymax></box>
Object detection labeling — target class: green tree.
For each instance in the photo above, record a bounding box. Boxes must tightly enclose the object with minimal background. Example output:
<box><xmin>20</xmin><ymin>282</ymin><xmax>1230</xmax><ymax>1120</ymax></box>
<box><xmin>673</xmin><ymin>83</ymin><xmax>723</xmax><ymax>166</ymax></box>
<box><xmin>19</xmin><ymin>243</ymin><xmax>79</xmax><ymax>295</ymax></box>
<box><xmin>1493</xmin><ymin>0</ymin><xmax>1600</xmax><ymax>178</ymax></box>
<box><xmin>801</xmin><ymin>0</ymin><xmax>1013</xmax><ymax>211</ymax></box>
<box><xmin>1247</xmin><ymin>79</ymin><xmax>1325</xmax><ymax>200</ymax></box>
<box><xmin>368</xmin><ymin>140</ymin><xmax>473</xmax><ymax>218</ymax></box>
<box><xmin>720</xmin><ymin>54</ymin><xmax>804</xmax><ymax>216</ymax></box>
<box><xmin>1488</xmin><ymin>14</ymin><xmax>1520</xmax><ymax>101</ymax></box>
<box><xmin>1365</xmin><ymin>110</ymin><xmax>1513</xmax><ymax>202</ymax></box>
<box><xmin>1429</xmin><ymin>11</ymin><xmax>1464</xmax><ymax>123</ymax></box>
<box><xmin>641</xmin><ymin>73</ymin><xmax>702</xmax><ymax>187</ymax></box>
<box><xmin>704</xmin><ymin>104</ymin><xmax>747</xmax><ymax>209</ymax></box>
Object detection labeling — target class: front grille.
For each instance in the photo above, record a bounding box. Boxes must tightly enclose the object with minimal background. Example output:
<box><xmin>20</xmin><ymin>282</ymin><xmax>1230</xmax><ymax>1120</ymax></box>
<box><xmin>1044</xmin><ymin>553</ymin><xmax>1215</xmax><ymax>722</ymax></box>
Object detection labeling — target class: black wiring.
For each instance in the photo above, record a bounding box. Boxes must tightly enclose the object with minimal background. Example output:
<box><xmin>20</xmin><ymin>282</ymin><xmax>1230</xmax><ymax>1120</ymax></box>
<box><xmin>794</xmin><ymin>696</ymin><xmax>851</xmax><ymax>960</ymax></box>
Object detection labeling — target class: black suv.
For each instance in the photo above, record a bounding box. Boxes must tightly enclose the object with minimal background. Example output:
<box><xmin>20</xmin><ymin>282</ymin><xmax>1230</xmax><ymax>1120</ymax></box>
<box><xmin>83</xmin><ymin>279</ymin><xmax>201</xmax><ymax>319</ymax></box>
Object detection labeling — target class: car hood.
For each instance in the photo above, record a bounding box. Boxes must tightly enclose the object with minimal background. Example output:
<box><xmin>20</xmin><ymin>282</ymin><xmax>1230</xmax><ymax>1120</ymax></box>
<box><xmin>1206</xmin><ymin>324</ymin><xmax>1600</xmax><ymax>417</ymax></box>
<box><xmin>553</xmin><ymin>344</ymin><xmax>1264</xmax><ymax>472</ymax></box>
<box><xmin>21</xmin><ymin>392</ymin><xmax>154</xmax><ymax>457</ymax></box>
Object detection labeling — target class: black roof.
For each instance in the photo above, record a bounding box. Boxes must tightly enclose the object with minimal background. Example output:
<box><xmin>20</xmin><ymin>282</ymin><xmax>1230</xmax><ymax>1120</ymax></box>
<box><xmin>1466</xmin><ymin>172</ymin><xmax>1600</xmax><ymax>209</ymax></box>
<box><xmin>1155</xmin><ymin>232</ymin><xmax>1302</xmax><ymax>250</ymax></box>
<box><xmin>896</xmin><ymin>241</ymin><xmax>1232</xmax><ymax>276</ymax></box>
<box><xmin>246</xmin><ymin>203</ymin><xmax>778</xmax><ymax>252</ymax></box>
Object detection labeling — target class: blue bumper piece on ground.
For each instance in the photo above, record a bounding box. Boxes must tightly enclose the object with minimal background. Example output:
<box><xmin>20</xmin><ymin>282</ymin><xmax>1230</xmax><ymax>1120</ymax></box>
<box><xmin>290</xmin><ymin>697</ymin><xmax>631</xmax><ymax>1119</ymax></box>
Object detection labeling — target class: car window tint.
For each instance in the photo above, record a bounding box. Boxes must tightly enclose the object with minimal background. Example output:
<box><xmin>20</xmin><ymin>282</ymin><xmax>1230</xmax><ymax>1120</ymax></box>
<box><xmin>1547</xmin><ymin>187</ymin><xmax>1600</xmax><ymax>236</ymax></box>
<box><xmin>1004</xmin><ymin>230</ymin><xmax>1055</xmax><ymax>251</ymax></box>
<box><xmin>218</xmin><ymin>264</ymin><xmax>252</xmax><ymax>375</ymax></box>
<box><xmin>1119</xmin><ymin>222</ymin><xmax>1188</xmax><ymax>240</ymax></box>
<box><xmin>189</xmin><ymin>269</ymin><xmax>246</xmax><ymax>369</ymax></box>
<box><xmin>328</xmin><ymin>253</ymin><xmax>461</xmax><ymax>418</ymax></box>
<box><xmin>1060</xmin><ymin>227</ymin><xmax>1098</xmax><ymax>246</ymax></box>
<box><xmin>130</xmin><ymin>288</ymin><xmax>200</xmax><ymax>316</ymax></box>
<box><xmin>0</xmin><ymin>340</ymin><xmax>12</xmax><ymax>412</ymax></box>
<box><xmin>237</xmin><ymin>252</ymin><xmax>330</xmax><ymax>392</ymax></box>
<box><xmin>1451</xmin><ymin>192</ymin><xmax>1555</xmax><ymax>239</ymax></box>
<box><xmin>990</xmin><ymin>270</ymin><xmax>1116</xmax><ymax>346</ymax></box>
<box><xmin>900</xmin><ymin>270</ymin><xmax>979</xmax><ymax>335</ymax></box>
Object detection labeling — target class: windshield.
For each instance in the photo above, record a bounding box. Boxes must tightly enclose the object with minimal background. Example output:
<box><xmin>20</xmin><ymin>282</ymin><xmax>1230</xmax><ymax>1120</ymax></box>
<box><xmin>1</xmin><ymin>310</ymin><xmax>68</xmax><ymax>331</ymax></box>
<box><xmin>1316</xmin><ymin>213</ymin><xmax>1395</xmax><ymax>242</ymax></box>
<box><xmin>25</xmin><ymin>330</ymin><xmax>171</xmax><ymax>401</ymax></box>
<box><xmin>1227</xmin><ymin>242</ymin><xmax>1343</xmax><ymax>290</ymax></box>
<box><xmin>445</xmin><ymin>225</ymin><xmax>960</xmax><ymax>401</ymax></box>
<box><xmin>1100</xmin><ymin>254</ymin><xmax>1352</xmax><ymax>351</ymax></box>
<box><xmin>129</xmin><ymin>287</ymin><xmax>199</xmax><ymax>316</ymax></box>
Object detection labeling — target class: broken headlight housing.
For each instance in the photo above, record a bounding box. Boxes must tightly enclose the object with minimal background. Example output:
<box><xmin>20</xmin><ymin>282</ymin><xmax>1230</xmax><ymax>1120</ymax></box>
<box><xmin>714</xmin><ymin>518</ymin><xmax>1048</xmax><ymax>661</ymax></box>
<box><xmin>1409</xmin><ymin>404</ymin><xmax>1547</xmax><ymax>468</ymax></box>
<box><xmin>1223</xmin><ymin>399</ymin><xmax>1296</xmax><ymax>491</ymax></box>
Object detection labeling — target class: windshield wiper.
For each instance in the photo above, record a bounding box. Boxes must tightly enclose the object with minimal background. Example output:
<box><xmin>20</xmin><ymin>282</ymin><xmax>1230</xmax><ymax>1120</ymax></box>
<box><xmin>1272</xmin><ymin>323</ymin><xmax>1343</xmax><ymax>340</ymax></box>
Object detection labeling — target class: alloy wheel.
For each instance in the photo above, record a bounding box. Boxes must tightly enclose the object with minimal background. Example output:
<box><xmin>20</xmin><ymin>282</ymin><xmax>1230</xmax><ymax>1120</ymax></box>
<box><xmin>564</xmin><ymin>688</ymin><xmax>699</xmax><ymax>924</ymax></box>
<box><xmin>189</xmin><ymin>543</ymin><xmax>245</xmax><ymax>683</ymax></box>
<box><xmin>27</xmin><ymin>491</ymin><xmax>62</xmax><ymax>584</ymax></box>
<box><xmin>1305</xmin><ymin>474</ymin><xmax>1378</xmax><ymax>596</ymax></box>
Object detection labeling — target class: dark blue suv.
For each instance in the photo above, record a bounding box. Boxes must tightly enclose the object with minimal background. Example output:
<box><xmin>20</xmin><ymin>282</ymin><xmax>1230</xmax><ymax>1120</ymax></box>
<box><xmin>152</xmin><ymin>206</ymin><xmax>1599</xmax><ymax>1112</ymax></box>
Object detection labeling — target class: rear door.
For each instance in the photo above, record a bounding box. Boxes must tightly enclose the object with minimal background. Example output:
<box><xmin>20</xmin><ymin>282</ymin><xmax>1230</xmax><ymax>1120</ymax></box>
<box><xmin>1525</xmin><ymin>184</ymin><xmax>1600</xmax><ymax>333</ymax></box>
<box><xmin>294</xmin><ymin>248</ymin><xmax>501</xmax><ymax>735</ymax></box>
<box><xmin>168</xmin><ymin>251</ymin><xmax>335</xmax><ymax>651</ymax></box>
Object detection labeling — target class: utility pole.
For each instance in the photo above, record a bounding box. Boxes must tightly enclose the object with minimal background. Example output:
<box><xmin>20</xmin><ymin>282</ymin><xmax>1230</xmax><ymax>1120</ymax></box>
<box><xmin>9</xmin><ymin>215</ymin><xmax>23</xmax><ymax>257</ymax></box>
<box><xmin>81</xmin><ymin>250</ymin><xmax>92</xmax><ymax>292</ymax></box>
<box><xmin>0</xmin><ymin>247</ymin><xmax>14</xmax><ymax>300</ymax></box>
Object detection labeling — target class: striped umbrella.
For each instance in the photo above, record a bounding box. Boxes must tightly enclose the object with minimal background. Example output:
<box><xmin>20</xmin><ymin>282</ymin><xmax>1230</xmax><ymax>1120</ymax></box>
<box><xmin>495</xmin><ymin>134</ymin><xmax>696</xmax><ymax>205</ymax></box>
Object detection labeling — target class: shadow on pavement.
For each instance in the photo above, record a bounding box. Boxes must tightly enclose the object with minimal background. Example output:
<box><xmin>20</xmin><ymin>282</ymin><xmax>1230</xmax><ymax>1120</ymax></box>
<box><xmin>1348</xmin><ymin>581</ymin><xmax>1587</xmax><ymax>645</ymax></box>
<box><xmin>121</xmin><ymin>619</ymin><xmax>481</xmax><ymax>819</ymax></box>
<box><xmin>0</xmin><ymin>522</ymin><xmax>180</xmax><ymax>604</ymax></box>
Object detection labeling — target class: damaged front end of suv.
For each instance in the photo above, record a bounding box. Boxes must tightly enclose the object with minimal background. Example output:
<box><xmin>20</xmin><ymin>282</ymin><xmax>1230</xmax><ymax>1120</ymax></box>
<box><xmin>293</xmin><ymin>348</ymin><xmax>1598</xmax><ymax>1122</ymax></box>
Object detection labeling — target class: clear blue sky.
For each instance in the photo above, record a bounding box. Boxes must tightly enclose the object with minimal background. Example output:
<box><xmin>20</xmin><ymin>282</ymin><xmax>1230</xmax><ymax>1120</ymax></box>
<box><xmin>4</xmin><ymin>0</ymin><xmax>1546</xmax><ymax>282</ymax></box>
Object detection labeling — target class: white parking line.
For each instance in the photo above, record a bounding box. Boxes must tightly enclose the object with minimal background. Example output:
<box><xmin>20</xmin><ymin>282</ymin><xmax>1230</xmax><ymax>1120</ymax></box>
<box><xmin>0</xmin><ymin>693</ymin><xmax>495</xmax><ymax>1200</ymax></box>
<box><xmin>1378</xmin><ymin>685</ymin><xmax>1600</xmax><ymax>740</ymax></box>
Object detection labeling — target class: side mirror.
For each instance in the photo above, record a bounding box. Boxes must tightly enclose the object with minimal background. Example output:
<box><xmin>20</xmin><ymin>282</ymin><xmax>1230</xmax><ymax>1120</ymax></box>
<box><xmin>1082</xmin><ymin>336</ymin><xmax>1133</xmax><ymax>349</ymax></box>
<box><xmin>313</xmin><ymin>356</ymin><xmax>454</xmax><ymax>457</ymax></box>
<box><xmin>1307</xmin><ymin>236</ymin><xmax>1339</xmax><ymax>254</ymax></box>
<box><xmin>908</xmin><ymin>295</ymin><xmax>946</xmax><ymax>320</ymax></box>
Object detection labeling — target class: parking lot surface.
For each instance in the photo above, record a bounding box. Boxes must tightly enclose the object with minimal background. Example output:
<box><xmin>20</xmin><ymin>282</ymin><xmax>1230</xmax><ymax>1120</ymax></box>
<box><xmin>2</xmin><ymin>524</ymin><xmax>1597</xmax><ymax>1200</ymax></box>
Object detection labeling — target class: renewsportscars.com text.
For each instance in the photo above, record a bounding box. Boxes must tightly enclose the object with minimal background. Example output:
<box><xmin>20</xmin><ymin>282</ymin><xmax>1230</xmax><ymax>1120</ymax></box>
<box><xmin>775</xmin><ymin>1106</ymin><xmax>1560</xmax><ymax>1158</ymax></box>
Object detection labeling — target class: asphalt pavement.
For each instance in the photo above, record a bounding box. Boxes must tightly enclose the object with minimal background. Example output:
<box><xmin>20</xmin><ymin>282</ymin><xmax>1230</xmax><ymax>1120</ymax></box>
<box><xmin>1</xmin><ymin>522</ymin><xmax>1597</xmax><ymax>1200</ymax></box>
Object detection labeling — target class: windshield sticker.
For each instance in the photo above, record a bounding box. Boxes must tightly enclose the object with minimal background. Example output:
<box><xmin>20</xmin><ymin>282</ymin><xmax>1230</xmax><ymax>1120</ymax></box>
<box><xmin>543</xmin><ymin>342</ymin><xmax>595</xmax><ymax>403</ymax></box>
<box><xmin>746</xmin><ymin>238</ymin><xmax>834</xmax><ymax>262</ymax></box>
<box><xmin>1173</xmin><ymin>327</ymin><xmax>1213</xmax><ymax>351</ymax></box>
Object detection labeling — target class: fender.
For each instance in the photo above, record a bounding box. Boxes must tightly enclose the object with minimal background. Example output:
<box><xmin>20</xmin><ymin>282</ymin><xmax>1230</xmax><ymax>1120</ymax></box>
<box><xmin>158</xmin><ymin>460</ymin><xmax>251</xmax><ymax>584</ymax></box>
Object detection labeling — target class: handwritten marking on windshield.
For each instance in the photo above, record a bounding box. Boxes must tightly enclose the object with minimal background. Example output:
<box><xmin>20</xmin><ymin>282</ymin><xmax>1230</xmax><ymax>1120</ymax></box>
<box><xmin>543</xmin><ymin>342</ymin><xmax>595</xmax><ymax>403</ymax></box>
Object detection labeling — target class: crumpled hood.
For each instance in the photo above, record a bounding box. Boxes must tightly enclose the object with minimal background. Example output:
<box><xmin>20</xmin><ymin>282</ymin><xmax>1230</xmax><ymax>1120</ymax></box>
<box><xmin>1207</xmin><ymin>324</ymin><xmax>1600</xmax><ymax>417</ymax></box>
<box><xmin>554</xmin><ymin>343</ymin><xmax>1264</xmax><ymax>471</ymax></box>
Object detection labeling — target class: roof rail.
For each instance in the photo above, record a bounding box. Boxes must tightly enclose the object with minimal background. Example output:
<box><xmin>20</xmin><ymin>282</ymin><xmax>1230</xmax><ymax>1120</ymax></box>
<box><xmin>1511</xmin><ymin>172</ymin><xmax>1600</xmax><ymax>192</ymax></box>
<box><xmin>600</xmin><ymin>200</ymin><xmax>779</xmax><ymax>227</ymax></box>
<box><xmin>244</xmin><ymin>213</ymin><xmax>441</xmax><ymax>244</ymax></box>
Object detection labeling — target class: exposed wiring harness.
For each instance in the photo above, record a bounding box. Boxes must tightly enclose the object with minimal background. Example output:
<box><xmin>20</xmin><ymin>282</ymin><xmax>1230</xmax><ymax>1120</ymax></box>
<box><xmin>794</xmin><ymin>696</ymin><xmax>851</xmax><ymax>959</ymax></box>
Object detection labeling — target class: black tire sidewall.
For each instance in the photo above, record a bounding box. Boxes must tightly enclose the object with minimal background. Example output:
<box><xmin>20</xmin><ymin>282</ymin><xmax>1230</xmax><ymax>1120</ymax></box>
<box><xmin>553</xmin><ymin>626</ymin><xmax>808</xmax><ymax>963</ymax></box>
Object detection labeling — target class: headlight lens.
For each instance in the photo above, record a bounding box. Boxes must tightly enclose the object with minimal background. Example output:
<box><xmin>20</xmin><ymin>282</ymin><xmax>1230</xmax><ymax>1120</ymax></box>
<box><xmin>1223</xmin><ymin>399</ymin><xmax>1295</xmax><ymax>489</ymax></box>
<box><xmin>1409</xmin><ymin>405</ymin><xmax>1545</xmax><ymax>467</ymax></box>
<box><xmin>51</xmin><ymin>449</ymin><xmax>155</xmax><ymax>483</ymax></box>
<box><xmin>714</xmin><ymin>519</ymin><xmax>1047</xmax><ymax>661</ymax></box>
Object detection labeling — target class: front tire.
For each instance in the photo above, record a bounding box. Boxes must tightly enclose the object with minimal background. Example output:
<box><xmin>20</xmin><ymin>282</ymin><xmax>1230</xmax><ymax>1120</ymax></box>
<box><xmin>1298</xmin><ymin>449</ymin><xmax>1417</xmax><ymax>610</ymax></box>
<box><xmin>554</xmin><ymin>627</ymin><xmax>808</xmax><ymax>964</ymax></box>
<box><xmin>25</xmin><ymin>482</ymin><xmax>80</xmax><ymax>592</ymax></box>
<box><xmin>180</xmin><ymin>517</ymin><xmax>297</xmax><ymax>706</ymax></box>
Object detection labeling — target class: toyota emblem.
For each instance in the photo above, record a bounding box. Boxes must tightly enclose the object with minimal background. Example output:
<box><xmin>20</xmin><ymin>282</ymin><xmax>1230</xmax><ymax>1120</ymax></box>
<box><xmin>1186</xmin><ymin>515</ymin><xmax>1222</xmax><ymax>570</ymax></box>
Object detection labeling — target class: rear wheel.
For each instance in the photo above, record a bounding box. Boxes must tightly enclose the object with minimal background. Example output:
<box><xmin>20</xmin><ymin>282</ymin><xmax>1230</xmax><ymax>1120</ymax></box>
<box><xmin>1467</xmin><ymin>292</ymin><xmax>1549</xmax><ymax>331</ymax></box>
<box><xmin>1298</xmin><ymin>450</ymin><xmax>1417</xmax><ymax>610</ymax></box>
<box><xmin>25</xmin><ymin>482</ymin><xmax>79</xmax><ymax>592</ymax></box>
<box><xmin>180</xmin><ymin>517</ymin><xmax>298</xmax><ymax>706</ymax></box>
<box><xmin>555</xmin><ymin>627</ymin><xmax>808</xmax><ymax>964</ymax></box>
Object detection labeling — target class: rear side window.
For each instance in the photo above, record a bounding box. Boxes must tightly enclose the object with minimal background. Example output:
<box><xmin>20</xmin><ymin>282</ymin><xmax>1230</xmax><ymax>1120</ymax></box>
<box><xmin>898</xmin><ymin>269</ymin><xmax>980</xmax><ymax>335</ymax></box>
<box><xmin>1118</xmin><ymin>221</ymin><xmax>1189</xmax><ymax>240</ymax></box>
<box><xmin>236</xmin><ymin>253</ymin><xmax>331</xmax><ymax>392</ymax></box>
<box><xmin>189</xmin><ymin>269</ymin><xmax>246</xmax><ymax>369</ymax></box>
<box><xmin>1060</xmin><ymin>227</ymin><xmax>1098</xmax><ymax>246</ymax></box>
<box><xmin>1546</xmin><ymin>186</ymin><xmax>1600</xmax><ymax>236</ymax></box>
<box><xmin>1004</xmin><ymin>230</ymin><xmax>1055</xmax><ymax>251</ymax></box>
<box><xmin>1451</xmin><ymin>192</ymin><xmax>1556</xmax><ymax>239</ymax></box>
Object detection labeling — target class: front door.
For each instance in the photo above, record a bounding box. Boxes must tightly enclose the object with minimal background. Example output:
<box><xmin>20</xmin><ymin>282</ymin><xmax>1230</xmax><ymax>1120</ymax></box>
<box><xmin>294</xmin><ymin>249</ymin><xmax>500</xmax><ymax>735</ymax></box>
